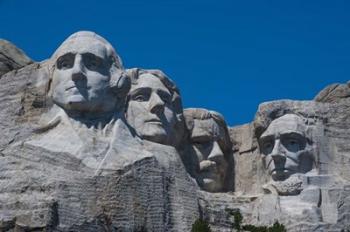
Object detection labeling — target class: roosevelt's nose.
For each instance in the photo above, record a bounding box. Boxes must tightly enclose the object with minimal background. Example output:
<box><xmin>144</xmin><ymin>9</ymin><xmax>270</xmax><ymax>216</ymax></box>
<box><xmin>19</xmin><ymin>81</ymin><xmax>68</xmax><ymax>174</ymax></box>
<box><xmin>149</xmin><ymin>93</ymin><xmax>165</xmax><ymax>114</ymax></box>
<box><xmin>208</xmin><ymin>141</ymin><xmax>225</xmax><ymax>163</ymax></box>
<box><xmin>270</xmin><ymin>140</ymin><xmax>286</xmax><ymax>163</ymax></box>
<box><xmin>71</xmin><ymin>55</ymin><xmax>86</xmax><ymax>82</ymax></box>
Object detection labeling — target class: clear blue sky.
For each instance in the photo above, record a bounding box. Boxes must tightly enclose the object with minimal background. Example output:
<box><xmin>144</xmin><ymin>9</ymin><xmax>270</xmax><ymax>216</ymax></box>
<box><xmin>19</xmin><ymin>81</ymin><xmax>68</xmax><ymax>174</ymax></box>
<box><xmin>1</xmin><ymin>0</ymin><xmax>349</xmax><ymax>126</ymax></box>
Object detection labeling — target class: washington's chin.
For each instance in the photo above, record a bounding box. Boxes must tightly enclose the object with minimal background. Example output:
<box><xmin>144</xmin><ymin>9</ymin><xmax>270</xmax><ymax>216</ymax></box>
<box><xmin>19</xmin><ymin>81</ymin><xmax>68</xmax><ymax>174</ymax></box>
<box><xmin>140</xmin><ymin>124</ymin><xmax>170</xmax><ymax>144</ymax></box>
<box><xmin>53</xmin><ymin>94</ymin><xmax>85</xmax><ymax>110</ymax></box>
<box><xmin>55</xmin><ymin>95</ymin><xmax>114</xmax><ymax>113</ymax></box>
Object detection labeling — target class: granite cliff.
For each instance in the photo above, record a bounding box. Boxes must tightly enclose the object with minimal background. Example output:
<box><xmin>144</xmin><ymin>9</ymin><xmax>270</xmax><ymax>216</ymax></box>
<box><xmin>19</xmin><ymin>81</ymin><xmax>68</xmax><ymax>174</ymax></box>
<box><xmin>0</xmin><ymin>31</ymin><xmax>349</xmax><ymax>232</ymax></box>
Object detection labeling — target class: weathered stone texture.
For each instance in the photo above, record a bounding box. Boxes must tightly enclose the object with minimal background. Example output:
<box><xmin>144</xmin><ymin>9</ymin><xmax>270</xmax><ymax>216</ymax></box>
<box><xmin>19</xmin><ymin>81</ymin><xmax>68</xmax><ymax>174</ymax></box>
<box><xmin>0</xmin><ymin>39</ymin><xmax>33</xmax><ymax>77</ymax></box>
<box><xmin>314</xmin><ymin>82</ymin><xmax>350</xmax><ymax>103</ymax></box>
<box><xmin>1</xmin><ymin>32</ymin><xmax>350</xmax><ymax>232</ymax></box>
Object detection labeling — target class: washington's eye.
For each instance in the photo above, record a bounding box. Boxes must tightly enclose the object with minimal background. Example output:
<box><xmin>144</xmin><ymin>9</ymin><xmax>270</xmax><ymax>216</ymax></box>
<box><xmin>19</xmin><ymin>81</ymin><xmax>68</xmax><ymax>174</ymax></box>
<box><xmin>57</xmin><ymin>54</ymin><xmax>74</xmax><ymax>70</ymax></box>
<box><xmin>83</xmin><ymin>53</ymin><xmax>103</xmax><ymax>71</ymax></box>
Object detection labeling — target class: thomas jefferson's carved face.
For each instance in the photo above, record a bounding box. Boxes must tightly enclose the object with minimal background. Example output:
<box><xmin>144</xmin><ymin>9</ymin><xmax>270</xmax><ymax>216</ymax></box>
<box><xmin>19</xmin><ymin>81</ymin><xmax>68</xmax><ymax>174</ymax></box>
<box><xmin>259</xmin><ymin>114</ymin><xmax>313</xmax><ymax>181</ymax></box>
<box><xmin>190</xmin><ymin>118</ymin><xmax>228</xmax><ymax>192</ymax></box>
<box><xmin>126</xmin><ymin>73</ymin><xmax>177</xmax><ymax>145</ymax></box>
<box><xmin>51</xmin><ymin>37</ymin><xmax>116</xmax><ymax>113</ymax></box>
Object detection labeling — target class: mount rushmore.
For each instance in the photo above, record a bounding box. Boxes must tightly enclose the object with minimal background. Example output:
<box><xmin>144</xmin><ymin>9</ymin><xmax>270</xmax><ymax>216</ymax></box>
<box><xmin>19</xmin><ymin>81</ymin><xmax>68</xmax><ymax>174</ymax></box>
<box><xmin>0</xmin><ymin>31</ymin><xmax>350</xmax><ymax>231</ymax></box>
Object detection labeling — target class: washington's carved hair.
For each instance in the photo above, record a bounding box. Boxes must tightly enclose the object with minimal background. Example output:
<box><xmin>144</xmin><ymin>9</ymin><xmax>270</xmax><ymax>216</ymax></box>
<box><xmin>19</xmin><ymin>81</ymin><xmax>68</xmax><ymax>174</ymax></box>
<box><xmin>51</xmin><ymin>31</ymin><xmax>123</xmax><ymax>69</ymax></box>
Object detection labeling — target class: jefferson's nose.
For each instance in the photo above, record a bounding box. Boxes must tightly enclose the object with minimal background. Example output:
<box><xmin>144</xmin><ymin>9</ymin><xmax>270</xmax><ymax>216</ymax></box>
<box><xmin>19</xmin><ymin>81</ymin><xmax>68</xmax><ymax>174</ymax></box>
<box><xmin>71</xmin><ymin>55</ymin><xmax>86</xmax><ymax>81</ymax></box>
<box><xmin>149</xmin><ymin>93</ymin><xmax>165</xmax><ymax>114</ymax></box>
<box><xmin>208</xmin><ymin>141</ymin><xmax>225</xmax><ymax>163</ymax></box>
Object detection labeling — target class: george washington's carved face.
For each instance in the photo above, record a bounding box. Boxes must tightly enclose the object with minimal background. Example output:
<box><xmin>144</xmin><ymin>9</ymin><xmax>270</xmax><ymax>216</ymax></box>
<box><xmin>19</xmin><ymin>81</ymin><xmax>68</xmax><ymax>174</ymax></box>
<box><xmin>259</xmin><ymin>114</ymin><xmax>314</xmax><ymax>181</ymax></box>
<box><xmin>51</xmin><ymin>33</ymin><xmax>120</xmax><ymax>114</ymax></box>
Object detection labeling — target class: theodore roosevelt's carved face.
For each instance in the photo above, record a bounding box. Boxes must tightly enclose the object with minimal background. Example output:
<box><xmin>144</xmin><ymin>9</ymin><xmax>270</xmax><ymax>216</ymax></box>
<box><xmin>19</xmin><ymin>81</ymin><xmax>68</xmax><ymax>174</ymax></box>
<box><xmin>126</xmin><ymin>73</ymin><xmax>177</xmax><ymax>145</ymax></box>
<box><xmin>184</xmin><ymin>109</ymin><xmax>230</xmax><ymax>192</ymax></box>
<box><xmin>191</xmin><ymin>118</ymin><xmax>228</xmax><ymax>192</ymax></box>
<box><xmin>51</xmin><ymin>33</ymin><xmax>120</xmax><ymax>114</ymax></box>
<box><xmin>259</xmin><ymin>114</ymin><xmax>314</xmax><ymax>181</ymax></box>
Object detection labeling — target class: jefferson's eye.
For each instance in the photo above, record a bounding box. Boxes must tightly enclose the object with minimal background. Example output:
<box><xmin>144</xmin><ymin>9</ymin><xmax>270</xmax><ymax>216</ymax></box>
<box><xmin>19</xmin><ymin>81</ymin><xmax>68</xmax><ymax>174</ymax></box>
<box><xmin>133</xmin><ymin>95</ymin><xmax>147</xmax><ymax>102</ymax></box>
<box><xmin>161</xmin><ymin>94</ymin><xmax>171</xmax><ymax>103</ymax></box>
<box><xmin>157</xmin><ymin>91</ymin><xmax>171</xmax><ymax>103</ymax></box>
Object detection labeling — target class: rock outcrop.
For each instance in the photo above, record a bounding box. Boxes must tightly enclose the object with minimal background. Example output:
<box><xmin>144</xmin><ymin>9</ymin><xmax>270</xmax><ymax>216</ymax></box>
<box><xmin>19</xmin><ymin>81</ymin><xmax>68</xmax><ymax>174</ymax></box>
<box><xmin>314</xmin><ymin>81</ymin><xmax>350</xmax><ymax>104</ymax></box>
<box><xmin>0</xmin><ymin>39</ymin><xmax>33</xmax><ymax>76</ymax></box>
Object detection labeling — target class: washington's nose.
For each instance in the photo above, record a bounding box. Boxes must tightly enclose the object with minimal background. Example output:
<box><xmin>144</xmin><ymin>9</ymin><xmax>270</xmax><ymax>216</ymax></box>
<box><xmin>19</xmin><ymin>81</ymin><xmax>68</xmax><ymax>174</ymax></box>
<box><xmin>71</xmin><ymin>55</ymin><xmax>86</xmax><ymax>82</ymax></box>
<box><xmin>149</xmin><ymin>93</ymin><xmax>165</xmax><ymax>114</ymax></box>
<box><xmin>271</xmin><ymin>140</ymin><xmax>286</xmax><ymax>163</ymax></box>
<box><xmin>208</xmin><ymin>141</ymin><xmax>225</xmax><ymax>163</ymax></box>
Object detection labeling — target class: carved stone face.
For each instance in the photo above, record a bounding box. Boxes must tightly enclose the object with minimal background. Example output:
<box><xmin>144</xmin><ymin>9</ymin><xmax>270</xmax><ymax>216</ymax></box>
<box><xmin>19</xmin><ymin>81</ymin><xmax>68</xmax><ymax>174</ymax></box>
<box><xmin>190</xmin><ymin>118</ymin><xmax>228</xmax><ymax>192</ymax></box>
<box><xmin>126</xmin><ymin>73</ymin><xmax>177</xmax><ymax>145</ymax></box>
<box><xmin>259</xmin><ymin>114</ymin><xmax>313</xmax><ymax>181</ymax></box>
<box><xmin>51</xmin><ymin>36</ymin><xmax>117</xmax><ymax>113</ymax></box>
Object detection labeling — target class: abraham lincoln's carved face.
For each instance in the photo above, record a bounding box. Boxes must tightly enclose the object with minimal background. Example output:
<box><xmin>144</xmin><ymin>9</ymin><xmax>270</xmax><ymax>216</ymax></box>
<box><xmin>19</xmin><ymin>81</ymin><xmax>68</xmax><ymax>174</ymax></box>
<box><xmin>259</xmin><ymin>114</ymin><xmax>314</xmax><ymax>181</ymax></box>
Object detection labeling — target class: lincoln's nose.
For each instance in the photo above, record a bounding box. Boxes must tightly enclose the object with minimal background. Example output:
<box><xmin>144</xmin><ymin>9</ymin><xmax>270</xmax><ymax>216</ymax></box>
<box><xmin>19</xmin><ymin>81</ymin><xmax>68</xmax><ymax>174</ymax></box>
<box><xmin>270</xmin><ymin>140</ymin><xmax>286</xmax><ymax>164</ymax></box>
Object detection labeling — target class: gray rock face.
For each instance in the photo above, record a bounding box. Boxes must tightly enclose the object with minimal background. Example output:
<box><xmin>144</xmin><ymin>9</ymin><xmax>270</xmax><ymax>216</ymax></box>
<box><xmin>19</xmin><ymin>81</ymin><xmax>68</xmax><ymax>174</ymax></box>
<box><xmin>314</xmin><ymin>82</ymin><xmax>350</xmax><ymax>103</ymax></box>
<box><xmin>1</xmin><ymin>31</ymin><xmax>350</xmax><ymax>231</ymax></box>
<box><xmin>0</xmin><ymin>39</ymin><xmax>33</xmax><ymax>76</ymax></box>
<box><xmin>216</xmin><ymin>100</ymin><xmax>350</xmax><ymax>231</ymax></box>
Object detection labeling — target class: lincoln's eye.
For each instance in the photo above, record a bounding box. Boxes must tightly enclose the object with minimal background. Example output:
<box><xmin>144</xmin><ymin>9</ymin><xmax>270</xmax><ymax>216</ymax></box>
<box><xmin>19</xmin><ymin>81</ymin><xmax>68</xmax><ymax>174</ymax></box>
<box><xmin>134</xmin><ymin>95</ymin><xmax>147</xmax><ymax>102</ymax></box>
<box><xmin>263</xmin><ymin>142</ymin><xmax>273</xmax><ymax>153</ymax></box>
<box><xmin>132</xmin><ymin>92</ymin><xmax>151</xmax><ymax>102</ymax></box>
<box><xmin>284</xmin><ymin>138</ymin><xmax>301</xmax><ymax>152</ymax></box>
